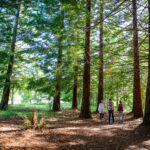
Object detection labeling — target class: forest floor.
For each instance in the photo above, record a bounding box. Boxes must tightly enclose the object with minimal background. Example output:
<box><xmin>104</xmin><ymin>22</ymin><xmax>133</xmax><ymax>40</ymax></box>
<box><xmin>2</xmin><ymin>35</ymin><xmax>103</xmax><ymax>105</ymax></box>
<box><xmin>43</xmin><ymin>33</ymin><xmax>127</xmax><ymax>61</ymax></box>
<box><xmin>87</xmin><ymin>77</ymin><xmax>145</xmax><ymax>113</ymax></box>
<box><xmin>0</xmin><ymin>109</ymin><xmax>150</xmax><ymax>150</ymax></box>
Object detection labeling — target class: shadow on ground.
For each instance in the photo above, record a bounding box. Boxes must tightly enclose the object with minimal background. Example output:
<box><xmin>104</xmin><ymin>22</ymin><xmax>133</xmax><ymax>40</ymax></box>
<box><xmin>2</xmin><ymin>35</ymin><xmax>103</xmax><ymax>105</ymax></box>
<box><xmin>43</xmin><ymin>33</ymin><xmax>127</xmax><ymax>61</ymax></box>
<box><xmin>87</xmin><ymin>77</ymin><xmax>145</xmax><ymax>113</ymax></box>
<box><xmin>0</xmin><ymin>110</ymin><xmax>150</xmax><ymax>150</ymax></box>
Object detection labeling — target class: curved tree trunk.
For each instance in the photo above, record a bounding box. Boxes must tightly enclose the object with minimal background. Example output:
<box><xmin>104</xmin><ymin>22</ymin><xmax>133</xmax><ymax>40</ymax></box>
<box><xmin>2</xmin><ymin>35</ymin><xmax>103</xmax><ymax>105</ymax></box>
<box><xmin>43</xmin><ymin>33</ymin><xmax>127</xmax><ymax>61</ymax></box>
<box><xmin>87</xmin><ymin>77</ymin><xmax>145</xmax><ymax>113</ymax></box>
<box><xmin>97</xmin><ymin>1</ymin><xmax>104</xmax><ymax>112</ymax></box>
<box><xmin>132</xmin><ymin>0</ymin><xmax>143</xmax><ymax>117</ymax></box>
<box><xmin>1</xmin><ymin>0</ymin><xmax>21</xmax><ymax>110</ymax></box>
<box><xmin>143</xmin><ymin>0</ymin><xmax>150</xmax><ymax>125</ymax></box>
<box><xmin>79</xmin><ymin>0</ymin><xmax>91</xmax><ymax>118</ymax></box>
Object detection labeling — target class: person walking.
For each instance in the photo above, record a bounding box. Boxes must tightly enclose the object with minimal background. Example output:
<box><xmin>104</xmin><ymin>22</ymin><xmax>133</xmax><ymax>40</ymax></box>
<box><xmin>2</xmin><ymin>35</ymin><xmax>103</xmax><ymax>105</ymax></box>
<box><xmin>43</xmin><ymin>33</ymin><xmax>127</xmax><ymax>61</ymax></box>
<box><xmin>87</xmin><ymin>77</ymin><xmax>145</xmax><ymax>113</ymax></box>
<box><xmin>98</xmin><ymin>100</ymin><xmax>105</xmax><ymax>120</ymax></box>
<box><xmin>117</xmin><ymin>101</ymin><xmax>124</xmax><ymax>123</ymax></box>
<box><xmin>107</xmin><ymin>98</ymin><xmax>115</xmax><ymax>125</ymax></box>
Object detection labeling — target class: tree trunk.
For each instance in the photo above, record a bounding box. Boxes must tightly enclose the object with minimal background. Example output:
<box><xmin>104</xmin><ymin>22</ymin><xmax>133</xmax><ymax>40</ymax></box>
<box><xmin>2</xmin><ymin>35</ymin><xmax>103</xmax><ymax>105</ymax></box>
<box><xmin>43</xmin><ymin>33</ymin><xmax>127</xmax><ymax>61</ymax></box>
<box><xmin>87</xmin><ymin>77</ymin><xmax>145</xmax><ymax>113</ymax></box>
<box><xmin>72</xmin><ymin>30</ymin><xmax>79</xmax><ymax>109</ymax></box>
<box><xmin>143</xmin><ymin>0</ymin><xmax>150</xmax><ymax>125</ymax></box>
<box><xmin>0</xmin><ymin>0</ymin><xmax>21</xmax><ymax>110</ymax></box>
<box><xmin>11</xmin><ymin>87</ymin><xmax>14</xmax><ymax>105</ymax></box>
<box><xmin>53</xmin><ymin>82</ymin><xmax>61</xmax><ymax>111</ymax></box>
<box><xmin>79</xmin><ymin>0</ymin><xmax>91</xmax><ymax>118</ymax></box>
<box><xmin>132</xmin><ymin>0</ymin><xmax>143</xmax><ymax>117</ymax></box>
<box><xmin>53</xmin><ymin>8</ymin><xmax>64</xmax><ymax>112</ymax></box>
<box><xmin>116</xmin><ymin>91</ymin><xmax>119</xmax><ymax>106</ymax></box>
<box><xmin>97</xmin><ymin>1</ymin><xmax>104</xmax><ymax>112</ymax></box>
<box><xmin>78</xmin><ymin>94</ymin><xmax>81</xmax><ymax>106</ymax></box>
<box><xmin>53</xmin><ymin>39</ymin><xmax>63</xmax><ymax>111</ymax></box>
<box><xmin>72</xmin><ymin>62</ymin><xmax>78</xmax><ymax>109</ymax></box>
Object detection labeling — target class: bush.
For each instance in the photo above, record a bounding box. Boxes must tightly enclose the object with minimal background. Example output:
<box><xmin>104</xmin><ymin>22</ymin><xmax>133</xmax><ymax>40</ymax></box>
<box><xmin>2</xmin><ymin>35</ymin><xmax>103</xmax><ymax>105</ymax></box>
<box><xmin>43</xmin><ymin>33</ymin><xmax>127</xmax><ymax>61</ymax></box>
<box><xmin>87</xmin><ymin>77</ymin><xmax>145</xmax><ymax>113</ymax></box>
<box><xmin>21</xmin><ymin>109</ymin><xmax>46</xmax><ymax>129</ymax></box>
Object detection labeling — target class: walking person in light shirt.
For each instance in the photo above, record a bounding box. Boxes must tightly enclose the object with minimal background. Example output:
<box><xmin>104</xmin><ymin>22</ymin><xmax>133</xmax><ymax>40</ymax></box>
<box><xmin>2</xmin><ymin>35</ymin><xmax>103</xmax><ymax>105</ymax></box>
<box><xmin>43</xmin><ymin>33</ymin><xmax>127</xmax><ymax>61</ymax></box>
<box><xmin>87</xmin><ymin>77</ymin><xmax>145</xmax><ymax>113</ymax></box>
<box><xmin>98</xmin><ymin>100</ymin><xmax>105</xmax><ymax>120</ymax></box>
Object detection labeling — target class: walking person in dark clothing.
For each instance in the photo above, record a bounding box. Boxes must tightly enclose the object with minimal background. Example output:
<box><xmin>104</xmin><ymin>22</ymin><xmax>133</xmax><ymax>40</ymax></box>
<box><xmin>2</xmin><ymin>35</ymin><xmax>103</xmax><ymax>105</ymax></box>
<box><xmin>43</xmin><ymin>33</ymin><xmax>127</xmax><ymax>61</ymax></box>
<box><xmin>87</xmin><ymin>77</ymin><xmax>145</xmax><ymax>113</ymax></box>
<box><xmin>107</xmin><ymin>98</ymin><xmax>115</xmax><ymax>124</ymax></box>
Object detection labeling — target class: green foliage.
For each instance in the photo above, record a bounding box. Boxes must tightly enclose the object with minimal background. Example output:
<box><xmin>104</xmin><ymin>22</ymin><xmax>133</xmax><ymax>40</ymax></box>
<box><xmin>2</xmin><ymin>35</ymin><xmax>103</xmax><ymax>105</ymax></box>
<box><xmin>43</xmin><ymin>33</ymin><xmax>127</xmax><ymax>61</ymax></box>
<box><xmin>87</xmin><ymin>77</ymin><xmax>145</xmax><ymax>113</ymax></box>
<box><xmin>0</xmin><ymin>0</ymin><xmax>148</xmax><ymax>112</ymax></box>
<box><xmin>0</xmin><ymin>104</ymin><xmax>56</xmax><ymax>119</ymax></box>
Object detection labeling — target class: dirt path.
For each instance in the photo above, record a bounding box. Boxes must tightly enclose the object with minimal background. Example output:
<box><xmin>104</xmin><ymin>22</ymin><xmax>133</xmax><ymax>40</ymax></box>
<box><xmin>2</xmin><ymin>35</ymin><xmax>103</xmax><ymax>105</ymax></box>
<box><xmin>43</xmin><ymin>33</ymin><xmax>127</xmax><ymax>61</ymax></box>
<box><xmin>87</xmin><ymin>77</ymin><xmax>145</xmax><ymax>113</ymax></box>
<box><xmin>0</xmin><ymin>110</ymin><xmax>150</xmax><ymax>150</ymax></box>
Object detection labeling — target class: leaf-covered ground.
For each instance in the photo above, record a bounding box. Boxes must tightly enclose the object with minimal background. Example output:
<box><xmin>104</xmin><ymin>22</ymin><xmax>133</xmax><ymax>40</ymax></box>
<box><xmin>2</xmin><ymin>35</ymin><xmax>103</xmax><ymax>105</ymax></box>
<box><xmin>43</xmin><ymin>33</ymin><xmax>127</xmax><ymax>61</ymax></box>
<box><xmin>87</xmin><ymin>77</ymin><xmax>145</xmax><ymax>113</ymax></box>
<box><xmin>0</xmin><ymin>110</ymin><xmax>150</xmax><ymax>150</ymax></box>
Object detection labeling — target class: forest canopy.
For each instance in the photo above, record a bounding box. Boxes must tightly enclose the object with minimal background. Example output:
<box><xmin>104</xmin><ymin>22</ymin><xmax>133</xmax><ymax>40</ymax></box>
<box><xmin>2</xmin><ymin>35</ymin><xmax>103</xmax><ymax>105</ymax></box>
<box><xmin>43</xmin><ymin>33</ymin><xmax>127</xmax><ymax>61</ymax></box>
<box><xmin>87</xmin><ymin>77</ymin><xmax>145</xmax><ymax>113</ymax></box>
<box><xmin>0</xmin><ymin>0</ymin><xmax>150</xmax><ymax>123</ymax></box>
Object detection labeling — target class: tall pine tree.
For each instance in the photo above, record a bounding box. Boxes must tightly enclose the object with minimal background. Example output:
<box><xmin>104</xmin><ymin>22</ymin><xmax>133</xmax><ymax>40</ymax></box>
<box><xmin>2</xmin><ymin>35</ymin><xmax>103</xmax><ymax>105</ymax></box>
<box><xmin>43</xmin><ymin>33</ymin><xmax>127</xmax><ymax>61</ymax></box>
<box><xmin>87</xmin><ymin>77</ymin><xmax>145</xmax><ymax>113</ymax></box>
<box><xmin>79</xmin><ymin>0</ymin><xmax>92</xmax><ymax>118</ymax></box>
<box><xmin>143</xmin><ymin>0</ymin><xmax>150</xmax><ymax>125</ymax></box>
<box><xmin>97</xmin><ymin>0</ymin><xmax>104</xmax><ymax>111</ymax></box>
<box><xmin>132</xmin><ymin>0</ymin><xmax>143</xmax><ymax>117</ymax></box>
<box><xmin>1</xmin><ymin>0</ymin><xmax>21</xmax><ymax>109</ymax></box>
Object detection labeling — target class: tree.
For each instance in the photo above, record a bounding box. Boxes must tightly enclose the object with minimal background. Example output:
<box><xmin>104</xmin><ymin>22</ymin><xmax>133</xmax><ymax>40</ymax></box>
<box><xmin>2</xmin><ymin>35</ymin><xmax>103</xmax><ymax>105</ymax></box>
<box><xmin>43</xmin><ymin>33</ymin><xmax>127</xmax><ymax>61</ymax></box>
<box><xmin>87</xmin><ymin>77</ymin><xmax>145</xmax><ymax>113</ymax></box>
<box><xmin>97</xmin><ymin>0</ymin><xmax>104</xmax><ymax>111</ymax></box>
<box><xmin>0</xmin><ymin>0</ymin><xmax>148</xmax><ymax>114</ymax></box>
<box><xmin>53</xmin><ymin>4</ymin><xmax>64</xmax><ymax>111</ymax></box>
<box><xmin>79</xmin><ymin>0</ymin><xmax>92</xmax><ymax>118</ymax></box>
<box><xmin>72</xmin><ymin>57</ymin><xmax>78</xmax><ymax>109</ymax></box>
<box><xmin>52</xmin><ymin>37</ymin><xmax>63</xmax><ymax>111</ymax></box>
<box><xmin>143</xmin><ymin>0</ymin><xmax>150</xmax><ymax>125</ymax></box>
<box><xmin>132</xmin><ymin>0</ymin><xmax>143</xmax><ymax>117</ymax></box>
<box><xmin>1</xmin><ymin>0</ymin><xmax>21</xmax><ymax>109</ymax></box>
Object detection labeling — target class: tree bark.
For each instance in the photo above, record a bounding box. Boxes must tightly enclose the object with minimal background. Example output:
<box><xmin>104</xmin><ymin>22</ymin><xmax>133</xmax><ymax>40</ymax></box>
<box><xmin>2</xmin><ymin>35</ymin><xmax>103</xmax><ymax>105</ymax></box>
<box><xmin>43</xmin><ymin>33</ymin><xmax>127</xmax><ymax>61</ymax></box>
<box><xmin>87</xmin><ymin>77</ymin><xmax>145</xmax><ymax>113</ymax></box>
<box><xmin>132</xmin><ymin>0</ymin><xmax>143</xmax><ymax>117</ymax></box>
<box><xmin>53</xmin><ymin>82</ymin><xmax>61</xmax><ymax>111</ymax></box>
<box><xmin>53</xmin><ymin>8</ymin><xmax>64</xmax><ymax>112</ymax></box>
<box><xmin>72</xmin><ymin>61</ymin><xmax>78</xmax><ymax>109</ymax></box>
<box><xmin>79</xmin><ymin>0</ymin><xmax>91</xmax><ymax>118</ymax></box>
<box><xmin>0</xmin><ymin>0</ymin><xmax>21</xmax><ymax>110</ymax></box>
<box><xmin>11</xmin><ymin>87</ymin><xmax>14</xmax><ymax>105</ymax></box>
<box><xmin>72</xmin><ymin>30</ymin><xmax>79</xmax><ymax>109</ymax></box>
<box><xmin>143</xmin><ymin>0</ymin><xmax>150</xmax><ymax>125</ymax></box>
<box><xmin>97</xmin><ymin>1</ymin><xmax>104</xmax><ymax>112</ymax></box>
<box><xmin>53</xmin><ymin>40</ymin><xmax>62</xmax><ymax>111</ymax></box>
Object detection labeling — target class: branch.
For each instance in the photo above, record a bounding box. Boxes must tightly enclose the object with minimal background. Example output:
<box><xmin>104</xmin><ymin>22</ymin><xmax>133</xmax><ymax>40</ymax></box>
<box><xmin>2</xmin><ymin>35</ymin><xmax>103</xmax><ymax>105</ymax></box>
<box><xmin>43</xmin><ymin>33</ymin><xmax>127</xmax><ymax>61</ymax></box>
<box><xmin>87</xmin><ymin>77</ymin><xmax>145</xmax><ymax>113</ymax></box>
<box><xmin>92</xmin><ymin>0</ymin><xmax>131</xmax><ymax>28</ymax></box>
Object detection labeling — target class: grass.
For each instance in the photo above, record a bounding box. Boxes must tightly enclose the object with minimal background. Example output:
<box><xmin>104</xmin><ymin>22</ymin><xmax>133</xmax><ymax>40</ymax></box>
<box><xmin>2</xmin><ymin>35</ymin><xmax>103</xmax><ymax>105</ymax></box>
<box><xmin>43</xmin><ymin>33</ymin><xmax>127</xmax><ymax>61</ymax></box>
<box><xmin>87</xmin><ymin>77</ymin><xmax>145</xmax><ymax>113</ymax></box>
<box><xmin>0</xmin><ymin>104</ymin><xmax>56</xmax><ymax>119</ymax></box>
<box><xmin>0</xmin><ymin>102</ymin><xmax>132</xmax><ymax>119</ymax></box>
<box><xmin>9</xmin><ymin>103</ymin><xmax>50</xmax><ymax>110</ymax></box>
<box><xmin>0</xmin><ymin>109</ymin><xmax>31</xmax><ymax>119</ymax></box>
<box><xmin>0</xmin><ymin>102</ymin><xmax>72</xmax><ymax>119</ymax></box>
